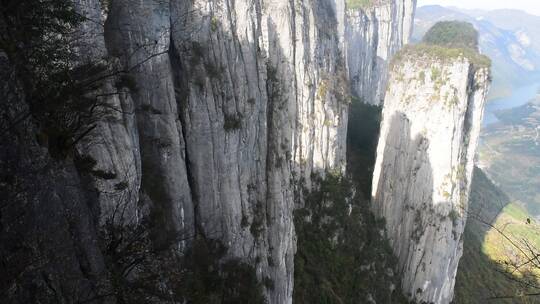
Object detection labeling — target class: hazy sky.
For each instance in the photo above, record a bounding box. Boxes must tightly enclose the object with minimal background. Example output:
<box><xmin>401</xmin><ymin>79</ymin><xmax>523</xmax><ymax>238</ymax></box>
<box><xmin>417</xmin><ymin>0</ymin><xmax>540</xmax><ymax>16</ymax></box>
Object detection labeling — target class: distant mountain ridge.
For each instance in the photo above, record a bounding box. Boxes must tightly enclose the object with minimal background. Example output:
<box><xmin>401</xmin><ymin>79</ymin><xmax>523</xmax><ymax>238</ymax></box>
<box><xmin>414</xmin><ymin>5</ymin><xmax>540</xmax><ymax>99</ymax></box>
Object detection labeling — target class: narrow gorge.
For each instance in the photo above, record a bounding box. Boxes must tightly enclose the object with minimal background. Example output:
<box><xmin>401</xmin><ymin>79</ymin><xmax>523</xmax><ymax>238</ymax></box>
<box><xmin>346</xmin><ymin>0</ymin><xmax>416</xmax><ymax>104</ymax></box>
<box><xmin>0</xmin><ymin>1</ymin><xmax>494</xmax><ymax>304</ymax></box>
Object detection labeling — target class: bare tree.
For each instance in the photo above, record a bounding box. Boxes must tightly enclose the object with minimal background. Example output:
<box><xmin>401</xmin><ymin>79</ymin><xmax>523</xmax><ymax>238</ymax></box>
<box><xmin>464</xmin><ymin>202</ymin><xmax>540</xmax><ymax>302</ymax></box>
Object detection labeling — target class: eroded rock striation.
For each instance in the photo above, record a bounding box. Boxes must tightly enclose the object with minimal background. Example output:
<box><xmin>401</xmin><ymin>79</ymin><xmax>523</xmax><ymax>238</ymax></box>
<box><xmin>346</xmin><ymin>0</ymin><xmax>416</xmax><ymax>104</ymax></box>
<box><xmin>2</xmin><ymin>0</ymin><xmax>352</xmax><ymax>302</ymax></box>
<box><xmin>371</xmin><ymin>44</ymin><xmax>490</xmax><ymax>303</ymax></box>
<box><xmin>76</xmin><ymin>0</ymin><xmax>348</xmax><ymax>303</ymax></box>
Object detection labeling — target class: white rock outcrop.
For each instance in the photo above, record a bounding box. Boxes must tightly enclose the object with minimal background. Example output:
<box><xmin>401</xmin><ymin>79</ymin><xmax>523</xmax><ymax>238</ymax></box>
<box><xmin>346</xmin><ymin>0</ymin><xmax>416</xmax><ymax>104</ymax></box>
<box><xmin>372</xmin><ymin>47</ymin><xmax>490</xmax><ymax>303</ymax></box>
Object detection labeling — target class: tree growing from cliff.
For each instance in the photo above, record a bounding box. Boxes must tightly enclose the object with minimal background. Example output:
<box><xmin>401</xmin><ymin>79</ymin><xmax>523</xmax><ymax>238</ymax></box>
<box><xmin>95</xmin><ymin>197</ymin><xmax>266</xmax><ymax>304</ymax></box>
<box><xmin>0</xmin><ymin>0</ymin><xmax>110</xmax><ymax>158</ymax></box>
<box><xmin>456</xmin><ymin>168</ymin><xmax>540</xmax><ymax>302</ymax></box>
<box><xmin>475</xmin><ymin>214</ymin><xmax>540</xmax><ymax>301</ymax></box>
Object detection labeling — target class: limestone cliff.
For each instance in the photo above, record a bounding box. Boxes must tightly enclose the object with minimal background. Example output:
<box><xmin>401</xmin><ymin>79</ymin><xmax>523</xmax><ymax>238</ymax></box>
<box><xmin>2</xmin><ymin>0</ymin><xmax>349</xmax><ymax>302</ymax></box>
<box><xmin>102</xmin><ymin>0</ymin><xmax>351</xmax><ymax>301</ymax></box>
<box><xmin>346</xmin><ymin>0</ymin><xmax>416</xmax><ymax>104</ymax></box>
<box><xmin>371</xmin><ymin>45</ymin><xmax>490</xmax><ymax>303</ymax></box>
<box><xmin>1</xmin><ymin>0</ymin><xmax>421</xmax><ymax>302</ymax></box>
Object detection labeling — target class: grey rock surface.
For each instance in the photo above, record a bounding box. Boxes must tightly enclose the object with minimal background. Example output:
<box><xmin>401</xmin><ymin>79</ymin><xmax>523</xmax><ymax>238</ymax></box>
<box><xmin>81</xmin><ymin>0</ymin><xmax>351</xmax><ymax>301</ymax></box>
<box><xmin>1</xmin><ymin>0</ymin><xmax>418</xmax><ymax>303</ymax></box>
<box><xmin>372</xmin><ymin>51</ymin><xmax>490</xmax><ymax>303</ymax></box>
<box><xmin>346</xmin><ymin>0</ymin><xmax>416</xmax><ymax>104</ymax></box>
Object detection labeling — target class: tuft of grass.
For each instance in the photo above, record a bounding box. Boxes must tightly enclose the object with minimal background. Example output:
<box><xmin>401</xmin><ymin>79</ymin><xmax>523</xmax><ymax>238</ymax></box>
<box><xmin>115</xmin><ymin>73</ymin><xmax>138</xmax><ymax>91</ymax></box>
<box><xmin>190</xmin><ymin>41</ymin><xmax>204</xmax><ymax>66</ymax></box>
<box><xmin>210</xmin><ymin>16</ymin><xmax>219</xmax><ymax>32</ymax></box>
<box><xmin>249</xmin><ymin>201</ymin><xmax>265</xmax><ymax>239</ymax></box>
<box><xmin>448</xmin><ymin>209</ymin><xmax>459</xmax><ymax>225</ymax></box>
<box><xmin>114</xmin><ymin>181</ymin><xmax>128</xmax><ymax>191</ymax></box>
<box><xmin>346</xmin><ymin>0</ymin><xmax>375</xmax><ymax>10</ymax></box>
<box><xmin>90</xmin><ymin>169</ymin><xmax>117</xmax><ymax>180</ymax></box>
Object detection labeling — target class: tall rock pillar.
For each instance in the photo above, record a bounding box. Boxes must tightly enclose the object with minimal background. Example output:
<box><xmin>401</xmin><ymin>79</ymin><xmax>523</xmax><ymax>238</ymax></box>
<box><xmin>371</xmin><ymin>43</ymin><xmax>490</xmax><ymax>303</ymax></box>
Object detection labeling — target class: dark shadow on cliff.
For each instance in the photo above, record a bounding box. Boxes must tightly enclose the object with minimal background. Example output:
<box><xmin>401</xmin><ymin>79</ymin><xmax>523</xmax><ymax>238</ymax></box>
<box><xmin>372</xmin><ymin>111</ymin><xmax>457</xmax><ymax>304</ymax></box>
<box><xmin>0</xmin><ymin>52</ymin><xmax>109</xmax><ymax>303</ymax></box>
<box><xmin>344</xmin><ymin>97</ymin><xmax>540</xmax><ymax>303</ymax></box>
<box><xmin>158</xmin><ymin>1</ymin><xmax>313</xmax><ymax>302</ymax></box>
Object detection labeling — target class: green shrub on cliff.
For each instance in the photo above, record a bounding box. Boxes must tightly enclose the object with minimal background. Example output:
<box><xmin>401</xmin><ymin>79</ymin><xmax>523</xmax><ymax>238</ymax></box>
<box><xmin>423</xmin><ymin>21</ymin><xmax>479</xmax><ymax>50</ymax></box>
<box><xmin>392</xmin><ymin>44</ymin><xmax>491</xmax><ymax>69</ymax></box>
<box><xmin>392</xmin><ymin>21</ymin><xmax>491</xmax><ymax>70</ymax></box>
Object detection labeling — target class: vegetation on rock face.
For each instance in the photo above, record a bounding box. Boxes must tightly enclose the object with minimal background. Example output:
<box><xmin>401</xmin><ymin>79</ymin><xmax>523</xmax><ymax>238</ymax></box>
<box><xmin>346</xmin><ymin>0</ymin><xmax>376</xmax><ymax>10</ymax></box>
<box><xmin>223</xmin><ymin>113</ymin><xmax>243</xmax><ymax>131</ymax></box>
<box><xmin>1</xmin><ymin>4</ymin><xmax>265</xmax><ymax>301</ymax></box>
<box><xmin>422</xmin><ymin>21</ymin><xmax>479</xmax><ymax>51</ymax></box>
<box><xmin>293</xmin><ymin>173</ymin><xmax>411</xmax><ymax>304</ymax></box>
<box><xmin>392</xmin><ymin>44</ymin><xmax>491</xmax><ymax>69</ymax></box>
<box><xmin>0</xmin><ymin>0</ymin><xmax>113</xmax><ymax>158</ymax></box>
<box><xmin>392</xmin><ymin>21</ymin><xmax>491</xmax><ymax>69</ymax></box>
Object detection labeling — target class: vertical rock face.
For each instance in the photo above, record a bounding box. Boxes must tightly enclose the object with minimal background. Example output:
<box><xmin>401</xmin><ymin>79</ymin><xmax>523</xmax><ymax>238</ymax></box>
<box><xmin>345</xmin><ymin>0</ymin><xmax>416</xmax><ymax>104</ymax></box>
<box><xmin>164</xmin><ymin>0</ymin><xmax>348</xmax><ymax>301</ymax></box>
<box><xmin>371</xmin><ymin>47</ymin><xmax>490</xmax><ymax>303</ymax></box>
<box><xmin>75</xmin><ymin>0</ymin><xmax>144</xmax><ymax>227</ymax></box>
<box><xmin>26</xmin><ymin>0</ymin><xmax>347</xmax><ymax>303</ymax></box>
